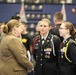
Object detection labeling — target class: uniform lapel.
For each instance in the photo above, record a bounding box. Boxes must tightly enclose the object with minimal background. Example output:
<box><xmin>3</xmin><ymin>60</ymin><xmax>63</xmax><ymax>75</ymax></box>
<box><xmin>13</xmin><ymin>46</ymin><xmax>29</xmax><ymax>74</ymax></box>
<box><xmin>42</xmin><ymin>33</ymin><xmax>51</xmax><ymax>48</ymax></box>
<box><xmin>37</xmin><ymin>36</ymin><xmax>42</xmax><ymax>48</ymax></box>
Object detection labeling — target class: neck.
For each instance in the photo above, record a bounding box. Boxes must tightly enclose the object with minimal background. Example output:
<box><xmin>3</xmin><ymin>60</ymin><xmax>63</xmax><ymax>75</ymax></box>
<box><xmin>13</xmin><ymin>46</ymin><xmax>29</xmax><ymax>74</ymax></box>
<box><xmin>22</xmin><ymin>31</ymin><xmax>28</xmax><ymax>34</ymax></box>
<box><xmin>41</xmin><ymin>31</ymin><xmax>49</xmax><ymax>38</ymax></box>
<box><xmin>63</xmin><ymin>34</ymin><xmax>71</xmax><ymax>41</ymax></box>
<box><xmin>12</xmin><ymin>31</ymin><xmax>17</xmax><ymax>36</ymax></box>
<box><xmin>55</xmin><ymin>22</ymin><xmax>62</xmax><ymax>26</ymax></box>
<box><xmin>12</xmin><ymin>31</ymin><xmax>20</xmax><ymax>38</ymax></box>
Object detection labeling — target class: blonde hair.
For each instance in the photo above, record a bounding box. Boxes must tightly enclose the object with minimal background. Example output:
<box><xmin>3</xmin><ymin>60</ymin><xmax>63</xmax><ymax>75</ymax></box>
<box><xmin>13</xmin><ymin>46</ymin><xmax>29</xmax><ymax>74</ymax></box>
<box><xmin>41</xmin><ymin>18</ymin><xmax>51</xmax><ymax>26</ymax></box>
<box><xmin>4</xmin><ymin>19</ymin><xmax>20</xmax><ymax>34</ymax></box>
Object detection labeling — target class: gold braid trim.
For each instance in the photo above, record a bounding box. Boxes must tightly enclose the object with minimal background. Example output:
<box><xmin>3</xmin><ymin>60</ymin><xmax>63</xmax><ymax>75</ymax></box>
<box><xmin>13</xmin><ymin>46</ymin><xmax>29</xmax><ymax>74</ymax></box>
<box><xmin>65</xmin><ymin>39</ymin><xmax>76</xmax><ymax>63</ymax></box>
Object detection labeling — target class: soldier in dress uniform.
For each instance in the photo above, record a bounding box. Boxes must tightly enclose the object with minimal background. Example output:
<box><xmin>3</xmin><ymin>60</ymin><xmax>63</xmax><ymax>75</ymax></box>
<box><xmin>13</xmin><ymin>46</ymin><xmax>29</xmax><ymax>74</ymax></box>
<box><xmin>32</xmin><ymin>18</ymin><xmax>61</xmax><ymax>75</ymax></box>
<box><xmin>58</xmin><ymin>21</ymin><xmax>76</xmax><ymax>75</ymax></box>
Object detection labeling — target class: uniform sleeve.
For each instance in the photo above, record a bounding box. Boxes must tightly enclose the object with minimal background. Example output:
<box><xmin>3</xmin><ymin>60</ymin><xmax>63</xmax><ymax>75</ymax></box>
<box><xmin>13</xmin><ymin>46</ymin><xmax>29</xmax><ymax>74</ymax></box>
<box><xmin>68</xmin><ymin>42</ymin><xmax>76</xmax><ymax>64</ymax></box>
<box><xmin>8</xmin><ymin>38</ymin><xmax>34</xmax><ymax>70</ymax></box>
<box><xmin>53</xmin><ymin>35</ymin><xmax>61</xmax><ymax>56</ymax></box>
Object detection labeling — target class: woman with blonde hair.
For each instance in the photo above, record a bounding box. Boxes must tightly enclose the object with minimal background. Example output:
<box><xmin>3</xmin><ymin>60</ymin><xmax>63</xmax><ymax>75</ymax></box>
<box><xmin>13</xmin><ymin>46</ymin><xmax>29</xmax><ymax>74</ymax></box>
<box><xmin>32</xmin><ymin>18</ymin><xmax>61</xmax><ymax>75</ymax></box>
<box><xmin>0</xmin><ymin>19</ymin><xmax>34</xmax><ymax>75</ymax></box>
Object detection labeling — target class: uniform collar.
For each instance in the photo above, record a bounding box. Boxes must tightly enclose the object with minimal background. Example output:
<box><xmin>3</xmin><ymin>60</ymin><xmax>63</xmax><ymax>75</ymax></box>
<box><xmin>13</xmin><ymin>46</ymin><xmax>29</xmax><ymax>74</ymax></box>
<box><xmin>63</xmin><ymin>35</ymin><xmax>72</xmax><ymax>43</ymax></box>
<box><xmin>41</xmin><ymin>32</ymin><xmax>49</xmax><ymax>40</ymax></box>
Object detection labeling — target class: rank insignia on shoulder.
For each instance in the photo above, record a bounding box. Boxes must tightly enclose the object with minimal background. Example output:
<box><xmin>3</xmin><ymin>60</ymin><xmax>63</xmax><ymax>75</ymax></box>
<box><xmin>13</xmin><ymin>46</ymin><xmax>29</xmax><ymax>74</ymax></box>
<box><xmin>47</xmin><ymin>40</ymin><xmax>50</xmax><ymax>42</ymax></box>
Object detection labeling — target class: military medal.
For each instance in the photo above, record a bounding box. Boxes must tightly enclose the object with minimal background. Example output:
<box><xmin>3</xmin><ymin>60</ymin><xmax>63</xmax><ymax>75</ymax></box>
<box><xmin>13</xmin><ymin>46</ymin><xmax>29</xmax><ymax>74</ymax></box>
<box><xmin>45</xmin><ymin>55</ymin><xmax>47</xmax><ymax>58</ymax></box>
<box><xmin>60</xmin><ymin>47</ymin><xmax>67</xmax><ymax>58</ymax></box>
<box><xmin>61</xmin><ymin>52</ymin><xmax>64</xmax><ymax>58</ymax></box>
<box><xmin>44</xmin><ymin>48</ymin><xmax>52</xmax><ymax>58</ymax></box>
<box><xmin>47</xmin><ymin>40</ymin><xmax>49</xmax><ymax>42</ymax></box>
<box><xmin>47</xmin><ymin>55</ymin><xmax>50</xmax><ymax>58</ymax></box>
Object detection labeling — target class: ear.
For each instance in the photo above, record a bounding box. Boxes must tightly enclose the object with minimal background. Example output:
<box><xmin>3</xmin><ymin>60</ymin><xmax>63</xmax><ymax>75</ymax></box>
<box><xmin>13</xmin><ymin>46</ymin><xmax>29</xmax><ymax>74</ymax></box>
<box><xmin>50</xmin><ymin>26</ymin><xmax>52</xmax><ymax>29</ymax></box>
<box><xmin>54</xmin><ymin>17</ymin><xmax>56</xmax><ymax>22</ymax></box>
<box><xmin>67</xmin><ymin>29</ymin><xmax>70</xmax><ymax>33</ymax></box>
<box><xmin>13</xmin><ymin>26</ymin><xmax>17</xmax><ymax>31</ymax></box>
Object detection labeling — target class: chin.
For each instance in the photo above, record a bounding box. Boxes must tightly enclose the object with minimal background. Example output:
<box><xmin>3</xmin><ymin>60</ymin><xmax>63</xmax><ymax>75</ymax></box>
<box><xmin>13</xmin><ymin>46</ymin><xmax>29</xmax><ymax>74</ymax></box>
<box><xmin>60</xmin><ymin>34</ymin><xmax>62</xmax><ymax>37</ymax></box>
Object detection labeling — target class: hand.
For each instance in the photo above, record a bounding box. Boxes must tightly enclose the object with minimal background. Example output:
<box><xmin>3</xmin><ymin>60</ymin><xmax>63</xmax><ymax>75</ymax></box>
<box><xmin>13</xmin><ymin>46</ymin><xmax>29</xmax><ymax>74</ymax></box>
<box><xmin>27</xmin><ymin>68</ymin><xmax>34</xmax><ymax>73</ymax></box>
<box><xmin>27</xmin><ymin>69</ymin><xmax>32</xmax><ymax>73</ymax></box>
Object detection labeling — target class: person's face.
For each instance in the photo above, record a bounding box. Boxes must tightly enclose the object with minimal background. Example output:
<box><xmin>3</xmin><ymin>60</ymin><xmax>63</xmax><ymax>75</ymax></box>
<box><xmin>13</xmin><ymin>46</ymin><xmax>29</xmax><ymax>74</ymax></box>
<box><xmin>36</xmin><ymin>24</ymin><xmax>40</xmax><ymax>32</ymax></box>
<box><xmin>14</xmin><ymin>24</ymin><xmax>23</xmax><ymax>37</ymax></box>
<box><xmin>53</xmin><ymin>17</ymin><xmax>57</xmax><ymax>25</ymax></box>
<box><xmin>59</xmin><ymin>23</ymin><xmax>68</xmax><ymax>37</ymax></box>
<box><xmin>21</xmin><ymin>24</ymin><xmax>27</xmax><ymax>32</ymax></box>
<box><xmin>39</xmin><ymin>21</ymin><xmax>50</xmax><ymax>35</ymax></box>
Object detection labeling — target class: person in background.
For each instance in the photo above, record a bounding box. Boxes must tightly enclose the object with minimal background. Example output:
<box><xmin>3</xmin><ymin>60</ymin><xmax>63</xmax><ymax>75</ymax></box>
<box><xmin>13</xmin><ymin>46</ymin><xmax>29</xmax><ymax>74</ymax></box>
<box><xmin>58</xmin><ymin>21</ymin><xmax>76</xmax><ymax>75</ymax></box>
<box><xmin>21</xmin><ymin>22</ymin><xmax>34</xmax><ymax>75</ymax></box>
<box><xmin>21</xmin><ymin>22</ymin><xmax>33</xmax><ymax>61</ymax></box>
<box><xmin>11</xmin><ymin>15</ymin><xmax>21</xmax><ymax>22</ymax></box>
<box><xmin>0</xmin><ymin>19</ymin><xmax>34</xmax><ymax>75</ymax></box>
<box><xmin>32</xmin><ymin>18</ymin><xmax>61</xmax><ymax>75</ymax></box>
<box><xmin>33</xmin><ymin>21</ymin><xmax>41</xmax><ymax>39</ymax></box>
<box><xmin>0</xmin><ymin>22</ymin><xmax>6</xmax><ymax>42</ymax></box>
<box><xmin>51</xmin><ymin>12</ymin><xmax>64</xmax><ymax>42</ymax></box>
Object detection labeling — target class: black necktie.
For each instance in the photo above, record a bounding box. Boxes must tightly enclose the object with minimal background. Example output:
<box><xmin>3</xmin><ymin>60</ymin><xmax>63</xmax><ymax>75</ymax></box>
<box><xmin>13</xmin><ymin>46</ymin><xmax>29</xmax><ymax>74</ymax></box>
<box><xmin>42</xmin><ymin>38</ymin><xmax>44</xmax><ymax>41</ymax></box>
<box><xmin>42</xmin><ymin>38</ymin><xmax>45</xmax><ymax>44</ymax></box>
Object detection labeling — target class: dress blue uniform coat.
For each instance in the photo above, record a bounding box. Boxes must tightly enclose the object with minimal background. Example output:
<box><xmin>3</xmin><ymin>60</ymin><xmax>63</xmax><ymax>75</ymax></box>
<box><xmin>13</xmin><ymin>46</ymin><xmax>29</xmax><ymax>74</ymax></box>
<box><xmin>58</xmin><ymin>37</ymin><xmax>76</xmax><ymax>75</ymax></box>
<box><xmin>33</xmin><ymin>33</ymin><xmax>61</xmax><ymax>75</ymax></box>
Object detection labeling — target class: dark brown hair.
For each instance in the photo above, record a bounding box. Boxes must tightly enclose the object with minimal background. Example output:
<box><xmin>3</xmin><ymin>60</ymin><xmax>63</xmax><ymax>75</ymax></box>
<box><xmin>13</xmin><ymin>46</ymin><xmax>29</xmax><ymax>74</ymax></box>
<box><xmin>54</xmin><ymin>12</ymin><xmax>63</xmax><ymax>21</ymax></box>
<box><xmin>63</xmin><ymin>22</ymin><xmax>76</xmax><ymax>36</ymax></box>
